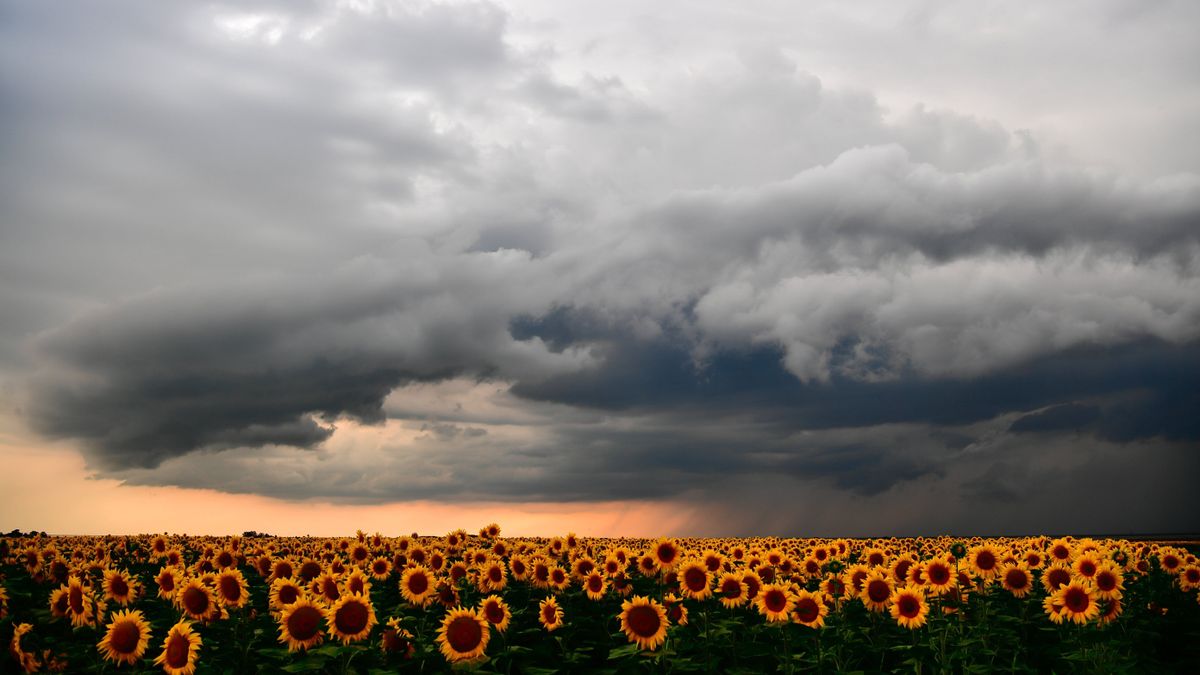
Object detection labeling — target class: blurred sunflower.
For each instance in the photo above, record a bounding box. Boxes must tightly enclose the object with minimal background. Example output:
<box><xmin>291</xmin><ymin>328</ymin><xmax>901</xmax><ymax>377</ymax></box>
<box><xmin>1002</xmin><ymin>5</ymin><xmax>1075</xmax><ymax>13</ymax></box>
<box><xmin>619</xmin><ymin>596</ymin><xmax>669</xmax><ymax>650</ymax></box>
<box><xmin>479</xmin><ymin>595</ymin><xmax>511</xmax><ymax>632</ymax></box>
<box><xmin>153</xmin><ymin>620</ymin><xmax>202</xmax><ymax>675</ymax></box>
<box><xmin>1093</xmin><ymin>562</ymin><xmax>1125</xmax><ymax>600</ymax></box>
<box><xmin>860</xmin><ymin>570</ymin><xmax>894</xmax><ymax>613</ymax></box>
<box><xmin>215</xmin><ymin>569</ymin><xmax>249</xmax><ymax>609</ymax></box>
<box><xmin>889</xmin><ymin>585</ymin><xmax>929</xmax><ymax>629</ymax></box>
<box><xmin>791</xmin><ymin>589</ymin><xmax>829</xmax><ymax>629</ymax></box>
<box><xmin>343</xmin><ymin>568</ymin><xmax>371</xmax><ymax>597</ymax></box>
<box><xmin>1054</xmin><ymin>581</ymin><xmax>1100</xmax><ymax>625</ymax></box>
<box><xmin>436</xmin><ymin>608</ymin><xmax>491</xmax><ymax>663</ymax></box>
<box><xmin>678</xmin><ymin>560</ymin><xmax>713</xmax><ymax>600</ymax></box>
<box><xmin>1073</xmin><ymin>552</ymin><xmax>1101</xmax><ymax>580</ymax></box>
<box><xmin>717</xmin><ymin>572</ymin><xmax>748</xmax><ymax>608</ymax></box>
<box><xmin>270</xmin><ymin>577</ymin><xmax>305</xmax><ymax>612</ymax></box>
<box><xmin>755</xmin><ymin>583</ymin><xmax>795</xmax><ymax>623</ymax></box>
<box><xmin>176</xmin><ymin>578</ymin><xmax>220</xmax><ymax>623</ymax></box>
<box><xmin>652</xmin><ymin>538</ymin><xmax>681</xmax><ymax>571</ymax></box>
<box><xmin>482</xmin><ymin>561</ymin><xmax>507</xmax><ymax>592</ymax></box>
<box><xmin>156</xmin><ymin>567</ymin><xmax>183</xmax><ymax>601</ymax></box>
<box><xmin>400</xmin><ymin>566</ymin><xmax>435</xmax><ymax>607</ymax></box>
<box><xmin>103</xmin><ymin>568</ymin><xmax>139</xmax><ymax>606</ymax></box>
<box><xmin>327</xmin><ymin>592</ymin><xmax>377</xmax><ymax>644</ymax></box>
<box><xmin>968</xmin><ymin>544</ymin><xmax>1001</xmax><ymax>580</ymax></box>
<box><xmin>584</xmin><ymin>571</ymin><xmax>607</xmax><ymax>600</ymax></box>
<box><xmin>923</xmin><ymin>556</ymin><xmax>955</xmax><ymax>596</ymax></box>
<box><xmin>999</xmin><ymin>564</ymin><xmax>1033</xmax><ymax>598</ymax></box>
<box><xmin>10</xmin><ymin>623</ymin><xmax>39</xmax><ymax>674</ymax></box>
<box><xmin>1041</xmin><ymin>563</ymin><xmax>1072</xmax><ymax>594</ymax></box>
<box><xmin>539</xmin><ymin>596</ymin><xmax>564</xmax><ymax>631</ymax></box>
<box><xmin>278</xmin><ymin>597</ymin><xmax>327</xmax><ymax>652</ymax></box>
<box><xmin>662</xmin><ymin>593</ymin><xmax>688</xmax><ymax>626</ymax></box>
<box><xmin>369</xmin><ymin>557</ymin><xmax>392</xmax><ymax>581</ymax></box>
<box><xmin>380</xmin><ymin>617</ymin><xmax>415</xmax><ymax>659</ymax></box>
<box><xmin>97</xmin><ymin>609</ymin><xmax>152</xmax><ymax>666</ymax></box>
<box><xmin>65</xmin><ymin>576</ymin><xmax>95</xmax><ymax>628</ymax></box>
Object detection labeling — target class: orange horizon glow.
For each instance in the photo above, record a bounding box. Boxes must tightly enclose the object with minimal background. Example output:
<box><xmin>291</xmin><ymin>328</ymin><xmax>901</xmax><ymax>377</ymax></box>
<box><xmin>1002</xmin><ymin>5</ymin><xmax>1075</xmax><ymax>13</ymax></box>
<box><xmin>0</xmin><ymin>426</ymin><xmax>693</xmax><ymax>539</ymax></box>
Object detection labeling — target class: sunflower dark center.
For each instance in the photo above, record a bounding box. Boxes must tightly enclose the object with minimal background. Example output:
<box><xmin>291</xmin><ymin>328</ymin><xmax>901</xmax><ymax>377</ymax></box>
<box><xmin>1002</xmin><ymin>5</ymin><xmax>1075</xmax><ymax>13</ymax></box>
<box><xmin>764</xmin><ymin>589</ymin><xmax>788</xmax><ymax>612</ymax></box>
<box><xmin>867</xmin><ymin>580</ymin><xmax>890</xmax><ymax>603</ymax></box>
<box><xmin>1096</xmin><ymin>572</ymin><xmax>1116</xmax><ymax>591</ymax></box>
<box><xmin>657</xmin><ymin>544</ymin><xmax>677</xmax><ymax>564</ymax></box>
<box><xmin>485</xmin><ymin>602</ymin><xmax>504</xmax><ymax>624</ymax></box>
<box><xmin>220</xmin><ymin>576</ymin><xmax>242</xmax><ymax>601</ymax></box>
<box><xmin>335</xmin><ymin>600</ymin><xmax>369</xmax><ymax>635</ymax></box>
<box><xmin>722</xmin><ymin>579</ymin><xmax>742</xmax><ymax>598</ymax></box>
<box><xmin>110</xmin><ymin>620</ymin><xmax>141</xmax><ymax>654</ymax></box>
<box><xmin>897</xmin><ymin>594</ymin><xmax>920</xmax><ymax>618</ymax></box>
<box><xmin>1005</xmin><ymin>569</ymin><xmax>1028</xmax><ymax>589</ymax></box>
<box><xmin>111</xmin><ymin>576</ymin><xmax>129</xmax><ymax>596</ymax></box>
<box><xmin>278</xmin><ymin>585</ymin><xmax>299</xmax><ymax>605</ymax></box>
<box><xmin>626</xmin><ymin>605</ymin><xmax>661</xmax><ymax>637</ymax></box>
<box><xmin>1047</xmin><ymin>568</ymin><xmax>1070</xmax><ymax>590</ymax></box>
<box><xmin>588</xmin><ymin>576</ymin><xmax>603</xmax><ymax>592</ymax></box>
<box><xmin>288</xmin><ymin>605</ymin><xmax>322</xmax><ymax>640</ymax></box>
<box><xmin>685</xmin><ymin>568</ymin><xmax>707</xmax><ymax>591</ymax></box>
<box><xmin>183</xmin><ymin>587</ymin><xmax>209</xmax><ymax>615</ymax></box>
<box><xmin>895</xmin><ymin>561</ymin><xmax>912</xmax><ymax>579</ymax></box>
<box><xmin>160</xmin><ymin>574</ymin><xmax>175</xmax><ymax>591</ymax></box>
<box><xmin>489</xmin><ymin>567</ymin><xmax>503</xmax><ymax>582</ymax></box>
<box><xmin>299</xmin><ymin>562</ymin><xmax>321</xmax><ymax>581</ymax></box>
<box><xmin>795</xmin><ymin>598</ymin><xmax>819</xmax><ymax>622</ymax></box>
<box><xmin>1064</xmin><ymin>587</ymin><xmax>1090</xmax><ymax>612</ymax></box>
<box><xmin>69</xmin><ymin>586</ymin><xmax>84</xmax><ymax>612</ymax></box>
<box><xmin>165</xmin><ymin>632</ymin><xmax>190</xmax><ymax>668</ymax></box>
<box><xmin>975</xmin><ymin>551</ymin><xmax>996</xmax><ymax>570</ymax></box>
<box><xmin>408</xmin><ymin>573</ymin><xmax>428</xmax><ymax>595</ymax></box>
<box><xmin>1079</xmin><ymin>561</ymin><xmax>1096</xmax><ymax>576</ymax></box>
<box><xmin>54</xmin><ymin>592</ymin><xmax>69</xmax><ymax>614</ymax></box>
<box><xmin>868</xmin><ymin>553</ymin><xmax>884</xmax><ymax>566</ymax></box>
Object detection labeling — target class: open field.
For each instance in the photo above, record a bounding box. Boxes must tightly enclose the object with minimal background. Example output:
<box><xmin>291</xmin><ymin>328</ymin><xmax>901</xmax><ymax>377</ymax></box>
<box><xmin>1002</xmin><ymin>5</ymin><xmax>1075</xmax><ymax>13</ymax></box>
<box><xmin>3</xmin><ymin>529</ymin><xmax>1199</xmax><ymax>673</ymax></box>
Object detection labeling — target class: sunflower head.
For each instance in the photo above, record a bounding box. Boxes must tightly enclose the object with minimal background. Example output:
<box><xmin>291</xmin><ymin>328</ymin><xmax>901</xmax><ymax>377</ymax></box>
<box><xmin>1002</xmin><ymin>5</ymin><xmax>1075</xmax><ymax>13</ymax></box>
<box><xmin>539</xmin><ymin>596</ymin><xmax>564</xmax><ymax>631</ymax></box>
<box><xmin>327</xmin><ymin>592</ymin><xmax>377</xmax><ymax>645</ymax></box>
<box><xmin>96</xmin><ymin>609</ymin><xmax>152</xmax><ymax>666</ymax></box>
<box><xmin>479</xmin><ymin>595</ymin><xmax>512</xmax><ymax>632</ymax></box>
<box><xmin>153</xmin><ymin>620</ymin><xmax>202</xmax><ymax>675</ymax></box>
<box><xmin>791</xmin><ymin>589</ymin><xmax>829</xmax><ymax>629</ymax></box>
<box><xmin>619</xmin><ymin>596</ymin><xmax>669</xmax><ymax>651</ymax></box>
<box><xmin>889</xmin><ymin>585</ymin><xmax>929</xmax><ymax>629</ymax></box>
<box><xmin>278</xmin><ymin>597</ymin><xmax>327</xmax><ymax>652</ymax></box>
<box><xmin>756</xmin><ymin>583</ymin><xmax>796</xmax><ymax>623</ymax></box>
<box><xmin>436</xmin><ymin>608</ymin><xmax>490</xmax><ymax>663</ymax></box>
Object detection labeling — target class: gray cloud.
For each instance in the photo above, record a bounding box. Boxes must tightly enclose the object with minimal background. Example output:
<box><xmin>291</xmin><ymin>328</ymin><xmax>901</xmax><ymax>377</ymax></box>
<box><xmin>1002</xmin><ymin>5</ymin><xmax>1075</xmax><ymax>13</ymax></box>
<box><xmin>2</xmin><ymin>0</ymin><xmax>1199</xmax><ymax>533</ymax></box>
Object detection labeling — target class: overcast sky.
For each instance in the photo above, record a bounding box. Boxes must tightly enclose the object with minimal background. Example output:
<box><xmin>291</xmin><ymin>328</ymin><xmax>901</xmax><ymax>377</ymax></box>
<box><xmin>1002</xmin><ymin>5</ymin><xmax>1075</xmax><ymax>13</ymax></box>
<box><xmin>1</xmin><ymin>0</ymin><xmax>1198</xmax><ymax>536</ymax></box>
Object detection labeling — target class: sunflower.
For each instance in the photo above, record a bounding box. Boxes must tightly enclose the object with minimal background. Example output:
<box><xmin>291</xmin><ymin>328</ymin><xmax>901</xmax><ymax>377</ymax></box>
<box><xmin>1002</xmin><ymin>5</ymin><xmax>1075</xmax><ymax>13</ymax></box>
<box><xmin>1098</xmin><ymin>597</ymin><xmax>1123</xmax><ymax>625</ymax></box>
<box><xmin>103</xmin><ymin>568</ymin><xmax>139</xmax><ymax>606</ymax></box>
<box><xmin>677</xmin><ymin>560</ymin><xmax>713</xmax><ymax>600</ymax></box>
<box><xmin>312</xmin><ymin>571</ymin><xmax>343</xmax><ymax>604</ymax></box>
<box><xmin>922</xmin><ymin>556</ymin><xmax>955</xmax><ymax>596</ymax></box>
<box><xmin>820</xmin><ymin>574</ymin><xmax>850</xmax><ymax>602</ymax></box>
<box><xmin>343</xmin><ymin>568</ymin><xmax>371</xmax><ymax>597</ymax></box>
<box><xmin>846</xmin><ymin>564</ymin><xmax>871</xmax><ymax>595</ymax></box>
<box><xmin>0</xmin><ymin>584</ymin><xmax>8</xmax><ymax>621</ymax></box>
<box><xmin>741</xmin><ymin>570</ymin><xmax>763</xmax><ymax>601</ymax></box>
<box><xmin>268</xmin><ymin>558</ymin><xmax>295</xmax><ymax>583</ymax></box>
<box><xmin>755</xmin><ymin>583</ymin><xmax>795</xmax><ymax>623</ymax></box>
<box><xmin>1022</xmin><ymin>549</ymin><xmax>1045</xmax><ymax>570</ymax></box>
<box><xmin>859</xmin><ymin>570</ymin><xmax>894</xmax><ymax>613</ymax></box>
<box><xmin>1179</xmin><ymin>565</ymin><xmax>1200</xmax><ymax>592</ymax></box>
<box><xmin>509</xmin><ymin>556</ymin><xmax>530</xmax><ymax>581</ymax></box>
<box><xmin>369</xmin><ymin>557</ymin><xmax>392</xmax><ymax>581</ymax></box>
<box><xmin>156</xmin><ymin>567</ymin><xmax>183</xmax><ymax>601</ymax></box>
<box><xmin>278</xmin><ymin>597</ymin><xmax>327</xmax><ymax>652</ymax></box>
<box><xmin>790</xmin><ymin>589</ymin><xmax>829</xmax><ymax>629</ymax></box>
<box><xmin>572</xmin><ymin>556</ymin><xmax>597</xmax><ymax>580</ymax></box>
<box><xmin>380</xmin><ymin>617</ymin><xmax>415</xmax><ymax>659</ymax></box>
<box><xmin>65</xmin><ymin>576</ymin><xmax>95</xmax><ymax>628</ymax></box>
<box><xmin>584</xmin><ymin>571</ymin><xmax>608</xmax><ymax>600</ymax></box>
<box><xmin>637</xmin><ymin>554</ymin><xmax>660</xmax><ymax>577</ymax></box>
<box><xmin>662</xmin><ymin>593</ymin><xmax>688</xmax><ymax>626</ymax></box>
<box><xmin>1092</xmin><ymin>562</ymin><xmax>1125</xmax><ymax>600</ymax></box>
<box><xmin>539</xmin><ymin>595</ymin><xmax>564</xmax><ymax>631</ymax></box>
<box><xmin>481</xmin><ymin>561</ymin><xmax>508</xmax><ymax>592</ymax></box>
<box><xmin>652</xmin><ymin>538</ymin><xmax>681</xmax><ymax>571</ymax></box>
<box><xmin>1053</xmin><ymin>581</ymin><xmax>1100</xmax><ymax>625</ymax></box>
<box><xmin>10</xmin><ymin>623</ymin><xmax>39</xmax><ymax>674</ymax></box>
<box><xmin>49</xmin><ymin>585</ymin><xmax>70</xmax><ymax>619</ymax></box>
<box><xmin>611</xmin><ymin>572</ymin><xmax>634</xmax><ymax>597</ymax></box>
<box><xmin>968</xmin><ymin>544</ymin><xmax>1001</xmax><ymax>580</ymax></box>
<box><xmin>153</xmin><ymin>620</ymin><xmax>202</xmax><ymax>675</ymax></box>
<box><xmin>999</xmin><ymin>564</ymin><xmax>1033</xmax><ymax>598</ymax></box>
<box><xmin>1073</xmin><ymin>552</ymin><xmax>1101</xmax><ymax>580</ymax></box>
<box><xmin>437</xmin><ymin>608</ymin><xmax>490</xmax><ymax>663</ymax></box>
<box><xmin>889</xmin><ymin>585</ymin><xmax>929</xmax><ymax>629</ymax></box>
<box><xmin>270</xmin><ymin>577</ymin><xmax>305</xmax><ymax>611</ymax></box>
<box><xmin>479</xmin><ymin>595</ymin><xmax>512</xmax><ymax>632</ymax></box>
<box><xmin>399</xmin><ymin>566</ymin><xmax>435</xmax><ymax>607</ymax></box>
<box><xmin>176</xmin><ymin>578</ymin><xmax>220</xmax><ymax>623</ymax></box>
<box><xmin>327</xmin><ymin>592</ymin><xmax>377</xmax><ymax>644</ymax></box>
<box><xmin>97</xmin><ymin>609</ymin><xmax>152</xmax><ymax>666</ymax></box>
<box><xmin>619</xmin><ymin>596</ymin><xmax>669</xmax><ymax>651</ymax></box>
<box><xmin>1041</xmin><ymin>563</ymin><xmax>1073</xmax><ymax>594</ymax></box>
<box><xmin>717</xmin><ymin>572</ymin><xmax>748</xmax><ymax>608</ymax></box>
<box><xmin>1048</xmin><ymin>538</ymin><xmax>1073</xmax><ymax>563</ymax></box>
<box><xmin>548</xmin><ymin>566</ymin><xmax>570</xmax><ymax>591</ymax></box>
<box><xmin>215</xmin><ymin>569</ymin><xmax>249</xmax><ymax>609</ymax></box>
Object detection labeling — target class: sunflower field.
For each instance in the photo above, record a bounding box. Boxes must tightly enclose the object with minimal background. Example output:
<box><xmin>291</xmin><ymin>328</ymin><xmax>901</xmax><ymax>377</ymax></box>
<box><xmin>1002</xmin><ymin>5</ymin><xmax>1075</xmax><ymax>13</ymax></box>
<box><xmin>2</xmin><ymin>528</ymin><xmax>1198</xmax><ymax>673</ymax></box>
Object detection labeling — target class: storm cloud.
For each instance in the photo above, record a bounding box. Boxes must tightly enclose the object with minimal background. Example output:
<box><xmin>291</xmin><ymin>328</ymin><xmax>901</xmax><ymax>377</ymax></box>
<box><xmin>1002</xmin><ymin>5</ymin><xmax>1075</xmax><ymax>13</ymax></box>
<box><xmin>3</xmin><ymin>0</ymin><xmax>1199</xmax><ymax>534</ymax></box>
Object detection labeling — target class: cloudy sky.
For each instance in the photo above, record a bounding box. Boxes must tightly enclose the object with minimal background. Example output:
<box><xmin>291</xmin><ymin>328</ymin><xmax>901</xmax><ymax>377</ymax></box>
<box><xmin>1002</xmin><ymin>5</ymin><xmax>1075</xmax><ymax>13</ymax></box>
<box><xmin>1</xmin><ymin>0</ymin><xmax>1198</xmax><ymax>537</ymax></box>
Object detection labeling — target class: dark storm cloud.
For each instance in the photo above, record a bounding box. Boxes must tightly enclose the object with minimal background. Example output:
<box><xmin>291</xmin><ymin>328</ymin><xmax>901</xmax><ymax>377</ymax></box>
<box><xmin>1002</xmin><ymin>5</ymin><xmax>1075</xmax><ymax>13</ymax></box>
<box><xmin>3</xmin><ymin>0</ymin><xmax>1200</xmax><ymax>533</ymax></box>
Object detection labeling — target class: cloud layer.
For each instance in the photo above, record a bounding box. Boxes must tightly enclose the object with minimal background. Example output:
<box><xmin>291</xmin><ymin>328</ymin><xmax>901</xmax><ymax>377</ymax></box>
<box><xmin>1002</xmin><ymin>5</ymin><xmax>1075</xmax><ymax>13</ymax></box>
<box><xmin>3</xmin><ymin>0</ymin><xmax>1198</xmax><ymax>533</ymax></box>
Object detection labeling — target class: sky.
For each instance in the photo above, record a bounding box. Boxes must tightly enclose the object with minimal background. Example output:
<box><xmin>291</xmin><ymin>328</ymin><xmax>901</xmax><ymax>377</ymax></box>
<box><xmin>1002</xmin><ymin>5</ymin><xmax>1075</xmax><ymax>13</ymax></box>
<box><xmin>1</xmin><ymin>0</ymin><xmax>1198</xmax><ymax>537</ymax></box>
